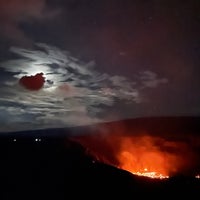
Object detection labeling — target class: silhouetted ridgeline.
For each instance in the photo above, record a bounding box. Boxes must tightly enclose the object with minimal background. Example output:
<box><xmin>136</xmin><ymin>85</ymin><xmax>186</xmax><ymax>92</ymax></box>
<box><xmin>1</xmin><ymin>116</ymin><xmax>200</xmax><ymax>136</ymax></box>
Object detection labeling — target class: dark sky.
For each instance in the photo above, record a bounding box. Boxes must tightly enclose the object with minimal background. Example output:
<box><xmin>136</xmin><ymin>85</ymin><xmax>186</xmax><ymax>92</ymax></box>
<box><xmin>0</xmin><ymin>0</ymin><xmax>199</xmax><ymax>132</ymax></box>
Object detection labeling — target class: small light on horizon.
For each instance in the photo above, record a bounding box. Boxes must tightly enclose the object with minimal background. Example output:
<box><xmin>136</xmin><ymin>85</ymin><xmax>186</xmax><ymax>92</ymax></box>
<box><xmin>195</xmin><ymin>175</ymin><xmax>200</xmax><ymax>179</ymax></box>
<box><xmin>35</xmin><ymin>138</ymin><xmax>41</xmax><ymax>142</ymax></box>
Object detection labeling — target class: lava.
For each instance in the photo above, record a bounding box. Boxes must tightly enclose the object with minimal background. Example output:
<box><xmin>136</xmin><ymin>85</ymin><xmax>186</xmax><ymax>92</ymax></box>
<box><xmin>73</xmin><ymin>125</ymin><xmax>198</xmax><ymax>179</ymax></box>
<box><xmin>116</xmin><ymin>135</ymin><xmax>174</xmax><ymax>179</ymax></box>
<box><xmin>118</xmin><ymin>153</ymin><xmax>169</xmax><ymax>179</ymax></box>
<box><xmin>131</xmin><ymin>170</ymin><xmax>169</xmax><ymax>179</ymax></box>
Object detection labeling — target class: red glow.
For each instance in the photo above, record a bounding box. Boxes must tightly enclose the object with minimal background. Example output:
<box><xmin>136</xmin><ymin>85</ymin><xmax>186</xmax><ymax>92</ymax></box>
<box><xmin>116</xmin><ymin>136</ymin><xmax>171</xmax><ymax>179</ymax></box>
<box><xmin>19</xmin><ymin>73</ymin><xmax>45</xmax><ymax>90</ymax></box>
<box><xmin>74</xmin><ymin>126</ymin><xmax>198</xmax><ymax>179</ymax></box>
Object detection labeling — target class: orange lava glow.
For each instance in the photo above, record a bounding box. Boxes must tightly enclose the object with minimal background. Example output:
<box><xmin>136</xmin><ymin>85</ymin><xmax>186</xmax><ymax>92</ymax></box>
<box><xmin>131</xmin><ymin>171</ymin><xmax>169</xmax><ymax>179</ymax></box>
<box><xmin>73</xmin><ymin>126</ymin><xmax>198</xmax><ymax>179</ymax></box>
<box><xmin>116</xmin><ymin>136</ymin><xmax>172</xmax><ymax>179</ymax></box>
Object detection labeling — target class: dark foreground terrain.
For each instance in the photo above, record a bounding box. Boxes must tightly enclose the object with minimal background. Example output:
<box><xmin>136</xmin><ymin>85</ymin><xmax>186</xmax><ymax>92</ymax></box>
<box><xmin>0</xmin><ymin>117</ymin><xmax>200</xmax><ymax>199</ymax></box>
<box><xmin>0</xmin><ymin>136</ymin><xmax>199</xmax><ymax>200</ymax></box>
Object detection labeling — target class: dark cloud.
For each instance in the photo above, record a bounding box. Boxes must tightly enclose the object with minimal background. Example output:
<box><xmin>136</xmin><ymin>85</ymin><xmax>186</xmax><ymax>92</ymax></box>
<box><xmin>0</xmin><ymin>0</ymin><xmax>61</xmax><ymax>45</ymax></box>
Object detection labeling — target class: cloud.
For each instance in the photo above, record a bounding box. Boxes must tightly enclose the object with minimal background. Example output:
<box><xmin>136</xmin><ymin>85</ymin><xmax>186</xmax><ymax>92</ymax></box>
<box><xmin>0</xmin><ymin>0</ymin><xmax>61</xmax><ymax>44</ymax></box>
<box><xmin>0</xmin><ymin>43</ymin><xmax>168</xmax><ymax>132</ymax></box>
<box><xmin>139</xmin><ymin>71</ymin><xmax>168</xmax><ymax>88</ymax></box>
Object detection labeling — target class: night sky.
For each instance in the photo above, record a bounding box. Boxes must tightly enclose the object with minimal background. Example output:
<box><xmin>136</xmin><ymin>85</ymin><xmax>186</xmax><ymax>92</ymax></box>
<box><xmin>0</xmin><ymin>0</ymin><xmax>199</xmax><ymax>132</ymax></box>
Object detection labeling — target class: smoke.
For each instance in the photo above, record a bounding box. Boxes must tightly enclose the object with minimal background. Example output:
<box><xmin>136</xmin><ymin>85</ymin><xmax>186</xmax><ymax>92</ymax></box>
<box><xmin>74</xmin><ymin>122</ymin><xmax>199</xmax><ymax>177</ymax></box>
<box><xmin>117</xmin><ymin>135</ymin><xmax>197</xmax><ymax>176</ymax></box>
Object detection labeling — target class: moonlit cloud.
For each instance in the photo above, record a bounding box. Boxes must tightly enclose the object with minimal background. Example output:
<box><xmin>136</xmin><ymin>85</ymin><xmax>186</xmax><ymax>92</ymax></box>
<box><xmin>140</xmin><ymin>71</ymin><xmax>168</xmax><ymax>88</ymax></box>
<box><xmin>0</xmin><ymin>43</ymin><xmax>168</xmax><ymax>132</ymax></box>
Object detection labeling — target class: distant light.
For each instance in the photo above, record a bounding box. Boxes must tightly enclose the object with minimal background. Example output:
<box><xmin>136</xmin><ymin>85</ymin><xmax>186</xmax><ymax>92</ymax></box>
<box><xmin>35</xmin><ymin>138</ymin><xmax>41</xmax><ymax>142</ymax></box>
<box><xmin>13</xmin><ymin>139</ymin><xmax>17</xmax><ymax>142</ymax></box>
<box><xmin>195</xmin><ymin>175</ymin><xmax>200</xmax><ymax>179</ymax></box>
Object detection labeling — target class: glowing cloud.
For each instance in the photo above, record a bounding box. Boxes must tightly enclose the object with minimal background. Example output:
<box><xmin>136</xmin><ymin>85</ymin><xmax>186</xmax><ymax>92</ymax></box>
<box><xmin>0</xmin><ymin>43</ymin><xmax>168</xmax><ymax>132</ymax></box>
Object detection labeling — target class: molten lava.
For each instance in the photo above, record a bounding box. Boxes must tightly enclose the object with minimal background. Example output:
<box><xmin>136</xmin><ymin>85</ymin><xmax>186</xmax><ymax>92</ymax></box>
<box><xmin>118</xmin><ymin>151</ymin><xmax>169</xmax><ymax>179</ymax></box>
<box><xmin>74</xmin><ymin>127</ymin><xmax>198</xmax><ymax>179</ymax></box>
<box><xmin>131</xmin><ymin>171</ymin><xmax>169</xmax><ymax>179</ymax></box>
<box><xmin>116</xmin><ymin>136</ymin><xmax>172</xmax><ymax>179</ymax></box>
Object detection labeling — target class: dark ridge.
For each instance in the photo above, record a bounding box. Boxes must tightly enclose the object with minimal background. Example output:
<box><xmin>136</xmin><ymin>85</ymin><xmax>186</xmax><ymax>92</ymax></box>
<box><xmin>94</xmin><ymin>115</ymin><xmax>200</xmax><ymax>135</ymax></box>
<box><xmin>2</xmin><ymin>115</ymin><xmax>200</xmax><ymax>136</ymax></box>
